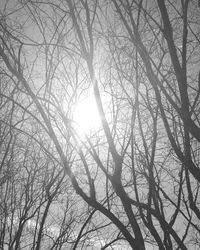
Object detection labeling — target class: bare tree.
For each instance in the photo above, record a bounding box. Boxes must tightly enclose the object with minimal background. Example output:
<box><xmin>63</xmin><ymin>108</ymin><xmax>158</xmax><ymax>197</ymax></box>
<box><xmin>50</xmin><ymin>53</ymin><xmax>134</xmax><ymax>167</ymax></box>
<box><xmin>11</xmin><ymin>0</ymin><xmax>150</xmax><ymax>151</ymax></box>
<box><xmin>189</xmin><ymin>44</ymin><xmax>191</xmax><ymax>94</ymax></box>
<box><xmin>0</xmin><ymin>0</ymin><xmax>200</xmax><ymax>249</ymax></box>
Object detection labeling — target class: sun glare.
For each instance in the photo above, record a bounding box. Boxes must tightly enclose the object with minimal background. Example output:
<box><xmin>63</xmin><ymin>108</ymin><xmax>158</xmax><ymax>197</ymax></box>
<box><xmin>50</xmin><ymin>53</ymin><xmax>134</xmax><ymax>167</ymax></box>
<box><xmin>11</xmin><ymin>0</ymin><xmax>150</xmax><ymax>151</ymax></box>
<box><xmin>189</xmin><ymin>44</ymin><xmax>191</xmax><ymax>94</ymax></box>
<box><xmin>73</xmin><ymin>95</ymin><xmax>101</xmax><ymax>136</ymax></box>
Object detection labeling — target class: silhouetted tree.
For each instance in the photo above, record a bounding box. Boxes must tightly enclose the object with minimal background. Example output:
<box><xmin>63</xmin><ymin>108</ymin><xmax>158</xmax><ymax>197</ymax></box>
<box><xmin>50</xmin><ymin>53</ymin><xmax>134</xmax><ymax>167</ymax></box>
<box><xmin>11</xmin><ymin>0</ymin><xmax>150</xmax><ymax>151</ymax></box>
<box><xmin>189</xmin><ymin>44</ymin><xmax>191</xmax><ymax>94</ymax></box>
<box><xmin>0</xmin><ymin>0</ymin><xmax>200</xmax><ymax>249</ymax></box>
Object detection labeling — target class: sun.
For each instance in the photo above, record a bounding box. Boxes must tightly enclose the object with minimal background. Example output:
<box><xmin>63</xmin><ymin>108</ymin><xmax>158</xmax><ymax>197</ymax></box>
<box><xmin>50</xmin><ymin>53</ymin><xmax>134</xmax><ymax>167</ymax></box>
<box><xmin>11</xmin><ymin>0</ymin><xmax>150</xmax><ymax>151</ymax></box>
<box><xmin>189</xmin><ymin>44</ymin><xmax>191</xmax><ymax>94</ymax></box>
<box><xmin>73</xmin><ymin>94</ymin><xmax>101</xmax><ymax>136</ymax></box>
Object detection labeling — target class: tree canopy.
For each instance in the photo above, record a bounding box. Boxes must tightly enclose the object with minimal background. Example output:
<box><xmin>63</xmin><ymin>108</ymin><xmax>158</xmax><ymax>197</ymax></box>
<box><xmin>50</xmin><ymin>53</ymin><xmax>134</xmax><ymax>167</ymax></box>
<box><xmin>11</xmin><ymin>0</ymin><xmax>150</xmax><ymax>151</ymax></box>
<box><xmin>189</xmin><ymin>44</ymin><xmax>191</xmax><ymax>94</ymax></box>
<box><xmin>0</xmin><ymin>1</ymin><xmax>200</xmax><ymax>249</ymax></box>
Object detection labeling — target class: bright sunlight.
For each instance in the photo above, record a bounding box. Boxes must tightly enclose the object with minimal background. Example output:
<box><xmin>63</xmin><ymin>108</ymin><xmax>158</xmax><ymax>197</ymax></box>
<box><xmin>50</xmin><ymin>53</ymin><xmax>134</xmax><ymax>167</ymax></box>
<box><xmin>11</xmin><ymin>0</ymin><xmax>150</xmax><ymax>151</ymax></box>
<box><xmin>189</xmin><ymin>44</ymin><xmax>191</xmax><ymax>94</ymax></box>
<box><xmin>73</xmin><ymin>94</ymin><xmax>101</xmax><ymax>136</ymax></box>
